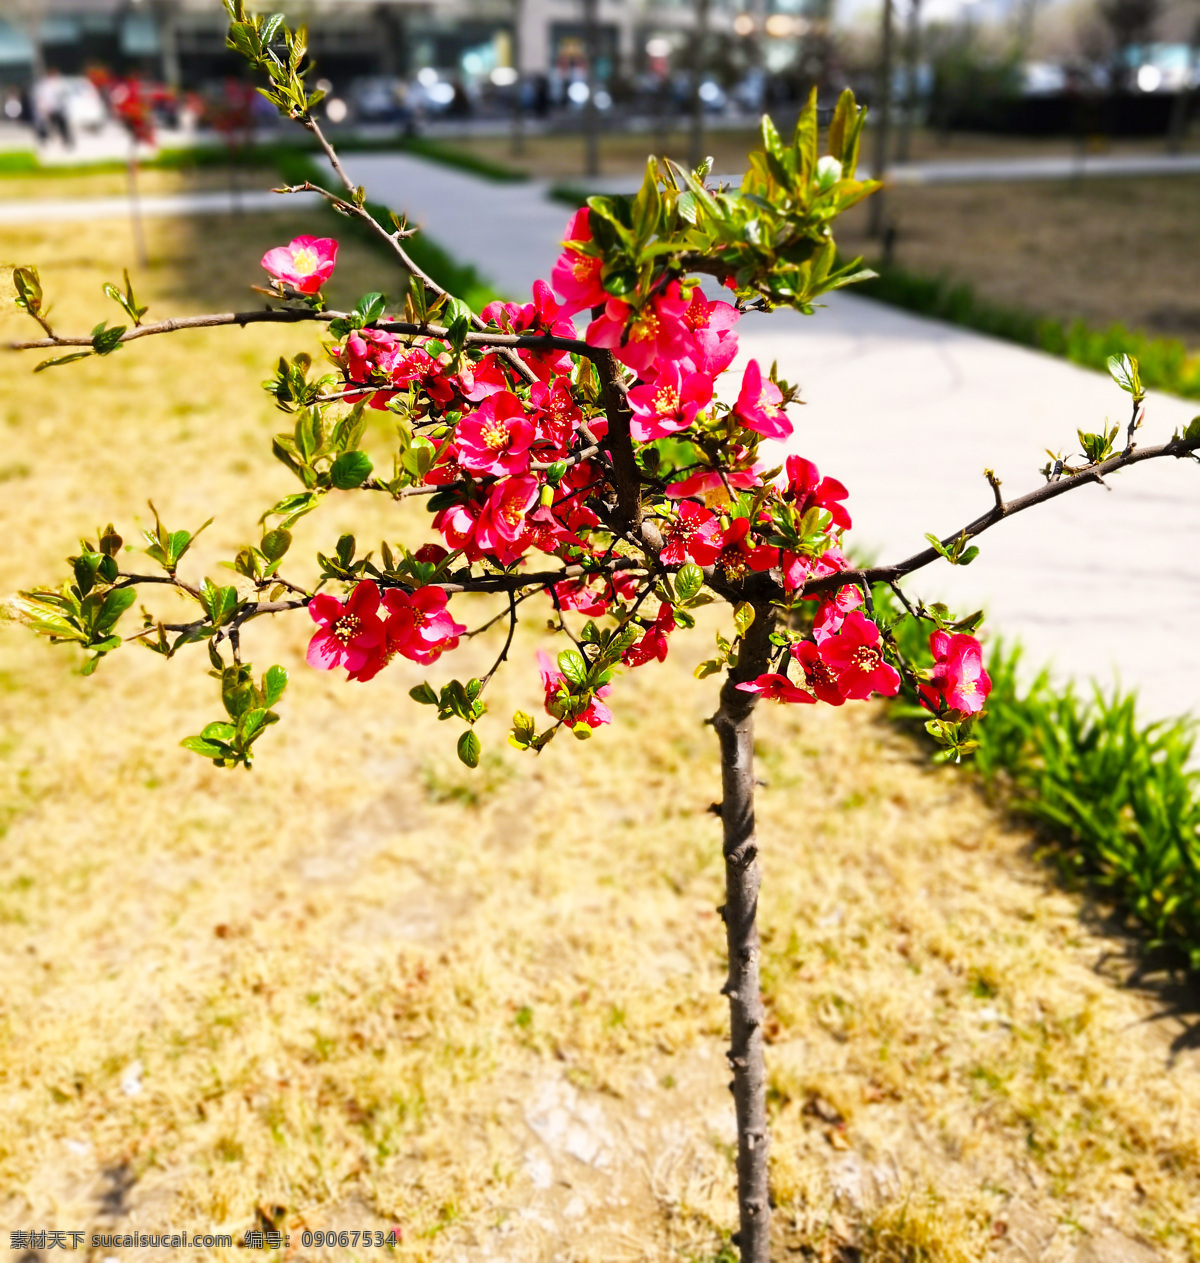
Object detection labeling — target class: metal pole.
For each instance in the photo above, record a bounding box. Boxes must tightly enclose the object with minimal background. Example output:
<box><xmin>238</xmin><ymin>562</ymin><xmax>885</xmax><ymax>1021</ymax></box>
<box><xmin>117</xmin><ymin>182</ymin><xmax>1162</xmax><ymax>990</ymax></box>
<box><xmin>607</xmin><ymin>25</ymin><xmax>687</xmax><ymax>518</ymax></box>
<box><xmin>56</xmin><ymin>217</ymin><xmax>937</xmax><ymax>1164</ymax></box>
<box><xmin>689</xmin><ymin>0</ymin><xmax>710</xmax><ymax>170</ymax></box>
<box><xmin>582</xmin><ymin>0</ymin><xmax>600</xmax><ymax>177</ymax></box>
<box><xmin>867</xmin><ymin>0</ymin><xmax>894</xmax><ymax>238</ymax></box>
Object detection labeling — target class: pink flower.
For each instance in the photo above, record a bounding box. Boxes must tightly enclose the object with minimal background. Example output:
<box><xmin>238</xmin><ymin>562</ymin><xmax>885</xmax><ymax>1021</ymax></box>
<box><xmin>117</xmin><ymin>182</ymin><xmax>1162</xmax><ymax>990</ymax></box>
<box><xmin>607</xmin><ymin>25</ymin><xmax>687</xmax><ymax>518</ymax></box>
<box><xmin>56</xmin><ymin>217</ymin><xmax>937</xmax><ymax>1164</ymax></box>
<box><xmin>460</xmin><ymin>352</ymin><xmax>512</xmax><ymax>402</ymax></box>
<box><xmin>550</xmin><ymin>209</ymin><xmax>606</xmax><ymax>317</ymax></box>
<box><xmin>538</xmin><ymin>649</ymin><xmax>613</xmax><ymax>728</ymax></box>
<box><xmin>920</xmin><ymin>630</ymin><xmax>992</xmax><ymax>716</ymax></box>
<box><xmin>733</xmin><ymin>360</ymin><xmax>792</xmax><ymax>441</ymax></box>
<box><xmin>628</xmin><ymin>362</ymin><xmax>713</xmax><ymax>442</ymax></box>
<box><xmin>585</xmin><ymin>282</ymin><xmax>694</xmax><ymax>375</ymax></box>
<box><xmin>659</xmin><ymin>500</ymin><xmax>722</xmax><ymax>567</ymax></box>
<box><xmin>432</xmin><ymin>499</ymin><xmax>483</xmax><ymax>561</ymax></box>
<box><xmin>456</xmin><ymin>391</ymin><xmax>537</xmax><ymax>476</ymax></box>
<box><xmin>791</xmin><ymin>641</ymin><xmax>846</xmax><ymax>705</ymax></box>
<box><xmin>261</xmin><ymin>236</ymin><xmax>338</xmax><ymax>295</ymax></box>
<box><xmin>748</xmin><ymin>545</ymin><xmax>810</xmax><ymax>594</ymax></box>
<box><xmin>782</xmin><ymin>456</ymin><xmax>851</xmax><ymax>530</ymax></box>
<box><xmin>554</xmin><ymin>572</ymin><xmax>637</xmax><ymax>616</ymax></box>
<box><xmin>383</xmin><ymin>586</ymin><xmax>465</xmax><ymax>666</ymax></box>
<box><xmin>475</xmin><ymin>475</ymin><xmax>539</xmax><ymax>563</ymax></box>
<box><xmin>818</xmin><ymin>611</ymin><xmax>901</xmax><ymax>700</ymax></box>
<box><xmin>735</xmin><ymin>672</ymin><xmax>814</xmax><ymax>704</ymax></box>
<box><xmin>681</xmin><ymin>289</ymin><xmax>740</xmax><ymax>374</ymax></box>
<box><xmin>624</xmin><ymin>604</ymin><xmax>677</xmax><ymax>668</ymax></box>
<box><xmin>306</xmin><ymin>580</ymin><xmax>386</xmax><ymax>678</ymax></box>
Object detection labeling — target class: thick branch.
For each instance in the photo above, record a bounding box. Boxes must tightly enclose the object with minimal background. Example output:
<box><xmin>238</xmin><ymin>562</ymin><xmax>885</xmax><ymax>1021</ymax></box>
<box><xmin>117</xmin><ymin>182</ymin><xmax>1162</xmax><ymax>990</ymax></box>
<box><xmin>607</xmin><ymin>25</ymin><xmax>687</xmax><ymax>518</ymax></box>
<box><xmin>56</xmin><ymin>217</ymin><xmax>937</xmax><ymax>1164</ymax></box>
<box><xmin>595</xmin><ymin>349</ymin><xmax>642</xmax><ymax>533</ymax></box>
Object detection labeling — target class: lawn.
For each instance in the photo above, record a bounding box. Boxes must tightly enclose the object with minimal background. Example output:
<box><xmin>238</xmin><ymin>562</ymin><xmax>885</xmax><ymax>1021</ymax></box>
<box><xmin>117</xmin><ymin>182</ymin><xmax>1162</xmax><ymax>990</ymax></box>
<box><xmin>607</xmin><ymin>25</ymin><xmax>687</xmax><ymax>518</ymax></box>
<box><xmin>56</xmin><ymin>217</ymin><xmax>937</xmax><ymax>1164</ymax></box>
<box><xmin>0</xmin><ymin>178</ymin><xmax>1198</xmax><ymax>1261</ymax></box>
<box><xmin>837</xmin><ymin>174</ymin><xmax>1200</xmax><ymax>350</ymax></box>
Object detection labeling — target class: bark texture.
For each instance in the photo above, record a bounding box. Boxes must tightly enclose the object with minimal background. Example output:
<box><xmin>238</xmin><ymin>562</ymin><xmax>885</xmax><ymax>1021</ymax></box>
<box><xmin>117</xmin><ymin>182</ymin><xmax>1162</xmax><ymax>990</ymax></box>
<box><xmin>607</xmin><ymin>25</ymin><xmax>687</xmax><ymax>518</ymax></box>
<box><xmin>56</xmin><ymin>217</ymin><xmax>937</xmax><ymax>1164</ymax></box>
<box><xmin>713</xmin><ymin>604</ymin><xmax>777</xmax><ymax>1263</ymax></box>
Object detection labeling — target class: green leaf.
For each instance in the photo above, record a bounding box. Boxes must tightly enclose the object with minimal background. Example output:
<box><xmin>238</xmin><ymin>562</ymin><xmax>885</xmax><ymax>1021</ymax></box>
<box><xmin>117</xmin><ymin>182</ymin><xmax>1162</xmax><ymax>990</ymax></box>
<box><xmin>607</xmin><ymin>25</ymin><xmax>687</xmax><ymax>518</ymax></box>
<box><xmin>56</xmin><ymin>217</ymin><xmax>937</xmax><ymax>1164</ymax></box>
<box><xmin>409</xmin><ymin>682</ymin><xmax>439</xmax><ymax>705</ymax></box>
<box><xmin>34</xmin><ymin>352</ymin><xmax>92</xmax><ymax>372</ymax></box>
<box><xmin>181</xmin><ymin>735</ymin><xmax>231</xmax><ymax>760</ymax></box>
<box><xmin>260</xmin><ymin>527</ymin><xmax>292</xmax><ymax>562</ymax></box>
<box><xmin>95</xmin><ymin>585</ymin><xmax>137</xmax><ymax>634</ymax></box>
<box><xmin>675</xmin><ymin>563</ymin><xmax>704</xmax><ymax>603</ymax></box>
<box><xmin>733</xmin><ymin>602</ymin><xmax>755</xmax><ymax>638</ymax></box>
<box><xmin>1106</xmin><ymin>353</ymin><xmax>1144</xmax><ymax>402</ymax></box>
<box><xmin>354</xmin><ymin>291</ymin><xmax>386</xmax><ymax>325</ymax></box>
<box><xmin>557</xmin><ymin>649</ymin><xmax>588</xmax><ymax>687</ymax></box>
<box><xmin>512</xmin><ymin>709</ymin><xmax>536</xmax><ymax>743</ymax></box>
<box><xmin>457</xmin><ymin>729</ymin><xmax>481</xmax><ymax>769</ymax></box>
<box><xmin>262</xmin><ymin>664</ymin><xmax>288</xmax><ymax>707</ymax></box>
<box><xmin>261</xmin><ymin>491</ymin><xmax>320</xmax><ymax>529</ymax></box>
<box><xmin>330</xmin><ymin>450</ymin><xmax>373</xmax><ymax>490</ymax></box>
<box><xmin>201</xmin><ymin>721</ymin><xmax>237</xmax><ymax>742</ymax></box>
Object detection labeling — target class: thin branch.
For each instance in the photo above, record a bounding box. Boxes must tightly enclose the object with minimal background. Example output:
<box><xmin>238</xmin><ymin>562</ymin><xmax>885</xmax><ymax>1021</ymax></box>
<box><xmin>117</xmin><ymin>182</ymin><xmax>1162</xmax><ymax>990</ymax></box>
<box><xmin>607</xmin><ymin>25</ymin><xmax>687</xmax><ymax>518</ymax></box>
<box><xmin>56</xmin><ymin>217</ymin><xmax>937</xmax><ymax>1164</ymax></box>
<box><xmin>480</xmin><ymin>592</ymin><xmax>519</xmax><ymax>685</ymax></box>
<box><xmin>8</xmin><ymin>309</ymin><xmax>603</xmax><ymax>361</ymax></box>
<box><xmin>803</xmin><ymin>431</ymin><xmax>1200</xmax><ymax>597</ymax></box>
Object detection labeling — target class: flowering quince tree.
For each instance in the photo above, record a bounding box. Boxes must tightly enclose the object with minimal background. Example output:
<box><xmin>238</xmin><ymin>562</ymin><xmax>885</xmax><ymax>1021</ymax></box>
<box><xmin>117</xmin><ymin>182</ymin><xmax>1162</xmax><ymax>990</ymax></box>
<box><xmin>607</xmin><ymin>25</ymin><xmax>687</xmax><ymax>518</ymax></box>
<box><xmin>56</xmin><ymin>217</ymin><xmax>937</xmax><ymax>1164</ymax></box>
<box><xmin>7</xmin><ymin>7</ymin><xmax>1200</xmax><ymax>1258</ymax></box>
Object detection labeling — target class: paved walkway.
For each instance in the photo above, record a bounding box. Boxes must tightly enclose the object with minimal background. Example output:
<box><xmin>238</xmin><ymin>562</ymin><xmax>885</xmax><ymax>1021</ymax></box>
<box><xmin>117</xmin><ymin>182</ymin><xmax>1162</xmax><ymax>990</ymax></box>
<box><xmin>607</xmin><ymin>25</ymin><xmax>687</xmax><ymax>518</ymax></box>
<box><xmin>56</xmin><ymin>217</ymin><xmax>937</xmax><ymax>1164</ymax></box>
<box><xmin>333</xmin><ymin>151</ymin><xmax>1200</xmax><ymax>725</ymax></box>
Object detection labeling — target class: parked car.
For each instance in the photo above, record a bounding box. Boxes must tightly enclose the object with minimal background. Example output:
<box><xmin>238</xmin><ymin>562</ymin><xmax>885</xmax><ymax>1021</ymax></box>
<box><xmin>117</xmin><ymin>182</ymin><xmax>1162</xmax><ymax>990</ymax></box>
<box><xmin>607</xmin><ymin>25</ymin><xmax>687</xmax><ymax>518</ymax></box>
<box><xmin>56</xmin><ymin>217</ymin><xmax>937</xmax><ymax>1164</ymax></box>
<box><xmin>347</xmin><ymin>76</ymin><xmax>413</xmax><ymax>127</ymax></box>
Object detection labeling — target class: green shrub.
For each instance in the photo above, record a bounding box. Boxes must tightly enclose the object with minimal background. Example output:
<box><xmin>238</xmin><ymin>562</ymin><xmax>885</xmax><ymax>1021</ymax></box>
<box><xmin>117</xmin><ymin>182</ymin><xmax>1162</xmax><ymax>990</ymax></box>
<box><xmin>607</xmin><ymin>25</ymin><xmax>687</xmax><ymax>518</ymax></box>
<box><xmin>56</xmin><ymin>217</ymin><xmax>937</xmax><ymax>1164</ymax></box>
<box><xmin>858</xmin><ymin>266</ymin><xmax>1200</xmax><ymax>400</ymax></box>
<box><xmin>877</xmin><ymin>584</ymin><xmax>1200</xmax><ymax>971</ymax></box>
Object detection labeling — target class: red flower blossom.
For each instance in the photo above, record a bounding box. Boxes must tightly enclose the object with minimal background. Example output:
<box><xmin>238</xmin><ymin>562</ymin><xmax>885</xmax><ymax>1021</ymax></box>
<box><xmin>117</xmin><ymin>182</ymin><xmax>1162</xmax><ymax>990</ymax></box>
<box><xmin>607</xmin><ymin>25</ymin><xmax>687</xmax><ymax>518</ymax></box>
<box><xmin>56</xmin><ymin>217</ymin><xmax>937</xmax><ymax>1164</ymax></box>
<box><xmin>529</xmin><ymin>378</ymin><xmax>582</xmax><ymax>457</ymax></box>
<box><xmin>554</xmin><ymin>572</ymin><xmax>638</xmax><ymax>616</ymax></box>
<box><xmin>624</xmin><ymin>603</ymin><xmax>676</xmax><ymax>667</ymax></box>
<box><xmin>482</xmin><ymin>281</ymin><xmax>575</xmax><ymax>380</ymax></box>
<box><xmin>818</xmin><ymin>611</ymin><xmax>901</xmax><ymax>700</ymax></box>
<box><xmin>550</xmin><ymin>208</ymin><xmax>606</xmax><ymax>317</ymax></box>
<box><xmin>456</xmin><ymin>391</ymin><xmax>537</xmax><ymax>477</ymax></box>
<box><xmin>306</xmin><ymin>581</ymin><xmax>386</xmax><ymax>678</ymax></box>
<box><xmin>261</xmin><ymin>235</ymin><xmax>338</xmax><ymax>295</ymax></box>
<box><xmin>919</xmin><ymin>630</ymin><xmax>992</xmax><ymax>715</ymax></box>
<box><xmin>460</xmin><ymin>353</ymin><xmax>512</xmax><ymax>402</ymax></box>
<box><xmin>735</xmin><ymin>672</ymin><xmax>814</xmax><ymax>704</ymax></box>
<box><xmin>810</xmin><ymin>584</ymin><xmax>863</xmax><ymax>643</ymax></box>
<box><xmin>791</xmin><ymin>641</ymin><xmax>846</xmax><ymax>705</ymax></box>
<box><xmin>733</xmin><ymin>359</ymin><xmax>792</xmax><ymax>441</ymax></box>
<box><xmin>628</xmin><ymin>362</ymin><xmax>713</xmax><ymax>442</ymax></box>
<box><xmin>383</xmin><ymin>586</ymin><xmax>465</xmax><ymax>666</ymax></box>
<box><xmin>585</xmin><ymin>282</ymin><xmax>694</xmax><ymax>375</ymax></box>
<box><xmin>659</xmin><ymin>500</ymin><xmax>722</xmax><ymax>567</ymax></box>
<box><xmin>782</xmin><ymin>456</ymin><xmax>851</xmax><ymax>530</ymax></box>
<box><xmin>475</xmin><ymin>475</ymin><xmax>539</xmax><ymax>563</ymax></box>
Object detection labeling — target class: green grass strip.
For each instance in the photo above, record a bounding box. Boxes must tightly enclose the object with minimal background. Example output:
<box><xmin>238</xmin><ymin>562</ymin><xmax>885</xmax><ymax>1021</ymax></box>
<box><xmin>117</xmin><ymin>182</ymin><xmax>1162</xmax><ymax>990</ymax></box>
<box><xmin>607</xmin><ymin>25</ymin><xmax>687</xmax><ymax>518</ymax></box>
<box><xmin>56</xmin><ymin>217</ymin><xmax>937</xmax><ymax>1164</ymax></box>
<box><xmin>876</xmin><ymin>584</ymin><xmax>1200</xmax><ymax>974</ymax></box>
<box><xmin>857</xmin><ymin>265</ymin><xmax>1200</xmax><ymax>402</ymax></box>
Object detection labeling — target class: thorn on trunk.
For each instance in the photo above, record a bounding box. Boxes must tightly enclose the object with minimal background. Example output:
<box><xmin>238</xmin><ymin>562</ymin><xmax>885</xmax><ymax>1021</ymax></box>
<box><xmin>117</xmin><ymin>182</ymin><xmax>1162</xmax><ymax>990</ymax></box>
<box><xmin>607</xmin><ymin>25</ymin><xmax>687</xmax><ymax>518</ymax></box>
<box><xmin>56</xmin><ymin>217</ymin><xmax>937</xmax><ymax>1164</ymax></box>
<box><xmin>708</xmin><ymin>801</ymin><xmax>724</xmax><ymax>817</ymax></box>
<box><xmin>716</xmin><ymin>903</ymin><xmax>727</xmax><ymax>922</ymax></box>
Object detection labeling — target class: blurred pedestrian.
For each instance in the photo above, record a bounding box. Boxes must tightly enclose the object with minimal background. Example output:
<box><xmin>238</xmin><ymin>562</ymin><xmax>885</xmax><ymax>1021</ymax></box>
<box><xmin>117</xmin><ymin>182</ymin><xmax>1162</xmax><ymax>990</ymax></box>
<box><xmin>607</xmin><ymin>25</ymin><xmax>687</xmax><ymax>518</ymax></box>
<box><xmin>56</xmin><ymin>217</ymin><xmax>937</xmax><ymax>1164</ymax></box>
<box><xmin>32</xmin><ymin>69</ymin><xmax>72</xmax><ymax>147</ymax></box>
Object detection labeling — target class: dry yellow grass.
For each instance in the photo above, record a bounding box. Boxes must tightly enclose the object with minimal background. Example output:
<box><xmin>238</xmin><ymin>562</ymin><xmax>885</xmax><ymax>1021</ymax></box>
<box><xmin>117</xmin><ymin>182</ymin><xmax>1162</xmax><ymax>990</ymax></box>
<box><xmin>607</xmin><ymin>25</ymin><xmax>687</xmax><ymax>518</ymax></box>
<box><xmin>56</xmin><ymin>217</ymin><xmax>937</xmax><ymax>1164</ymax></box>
<box><xmin>0</xmin><ymin>181</ymin><xmax>1198</xmax><ymax>1263</ymax></box>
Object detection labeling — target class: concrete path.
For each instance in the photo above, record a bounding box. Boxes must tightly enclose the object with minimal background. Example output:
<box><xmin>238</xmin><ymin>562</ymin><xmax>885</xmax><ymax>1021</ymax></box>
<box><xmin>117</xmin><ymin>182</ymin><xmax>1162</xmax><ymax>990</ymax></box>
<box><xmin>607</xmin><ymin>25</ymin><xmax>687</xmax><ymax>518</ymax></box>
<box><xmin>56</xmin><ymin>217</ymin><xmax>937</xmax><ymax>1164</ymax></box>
<box><xmin>332</xmin><ymin>150</ymin><xmax>1200</xmax><ymax>725</ymax></box>
<box><xmin>0</xmin><ymin>189</ymin><xmax>320</xmax><ymax>225</ymax></box>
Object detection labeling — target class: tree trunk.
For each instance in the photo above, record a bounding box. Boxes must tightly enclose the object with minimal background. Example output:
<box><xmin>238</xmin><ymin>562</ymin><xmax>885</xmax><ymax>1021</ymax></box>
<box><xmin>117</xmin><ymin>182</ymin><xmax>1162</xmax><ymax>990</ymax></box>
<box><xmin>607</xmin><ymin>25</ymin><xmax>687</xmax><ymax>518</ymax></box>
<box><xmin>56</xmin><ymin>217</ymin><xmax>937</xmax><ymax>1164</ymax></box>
<box><xmin>897</xmin><ymin>0</ymin><xmax>921</xmax><ymax>164</ymax></box>
<box><xmin>713</xmin><ymin>603</ymin><xmax>777</xmax><ymax>1263</ymax></box>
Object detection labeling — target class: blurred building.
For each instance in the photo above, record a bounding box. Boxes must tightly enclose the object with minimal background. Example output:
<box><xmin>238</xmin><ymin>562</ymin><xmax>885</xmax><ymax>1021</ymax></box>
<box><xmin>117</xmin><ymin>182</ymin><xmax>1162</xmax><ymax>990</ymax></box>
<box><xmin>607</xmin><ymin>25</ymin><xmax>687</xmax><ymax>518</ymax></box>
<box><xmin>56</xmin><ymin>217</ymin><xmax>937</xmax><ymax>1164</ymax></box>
<box><xmin>0</xmin><ymin>1</ymin><xmax>825</xmax><ymax>90</ymax></box>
